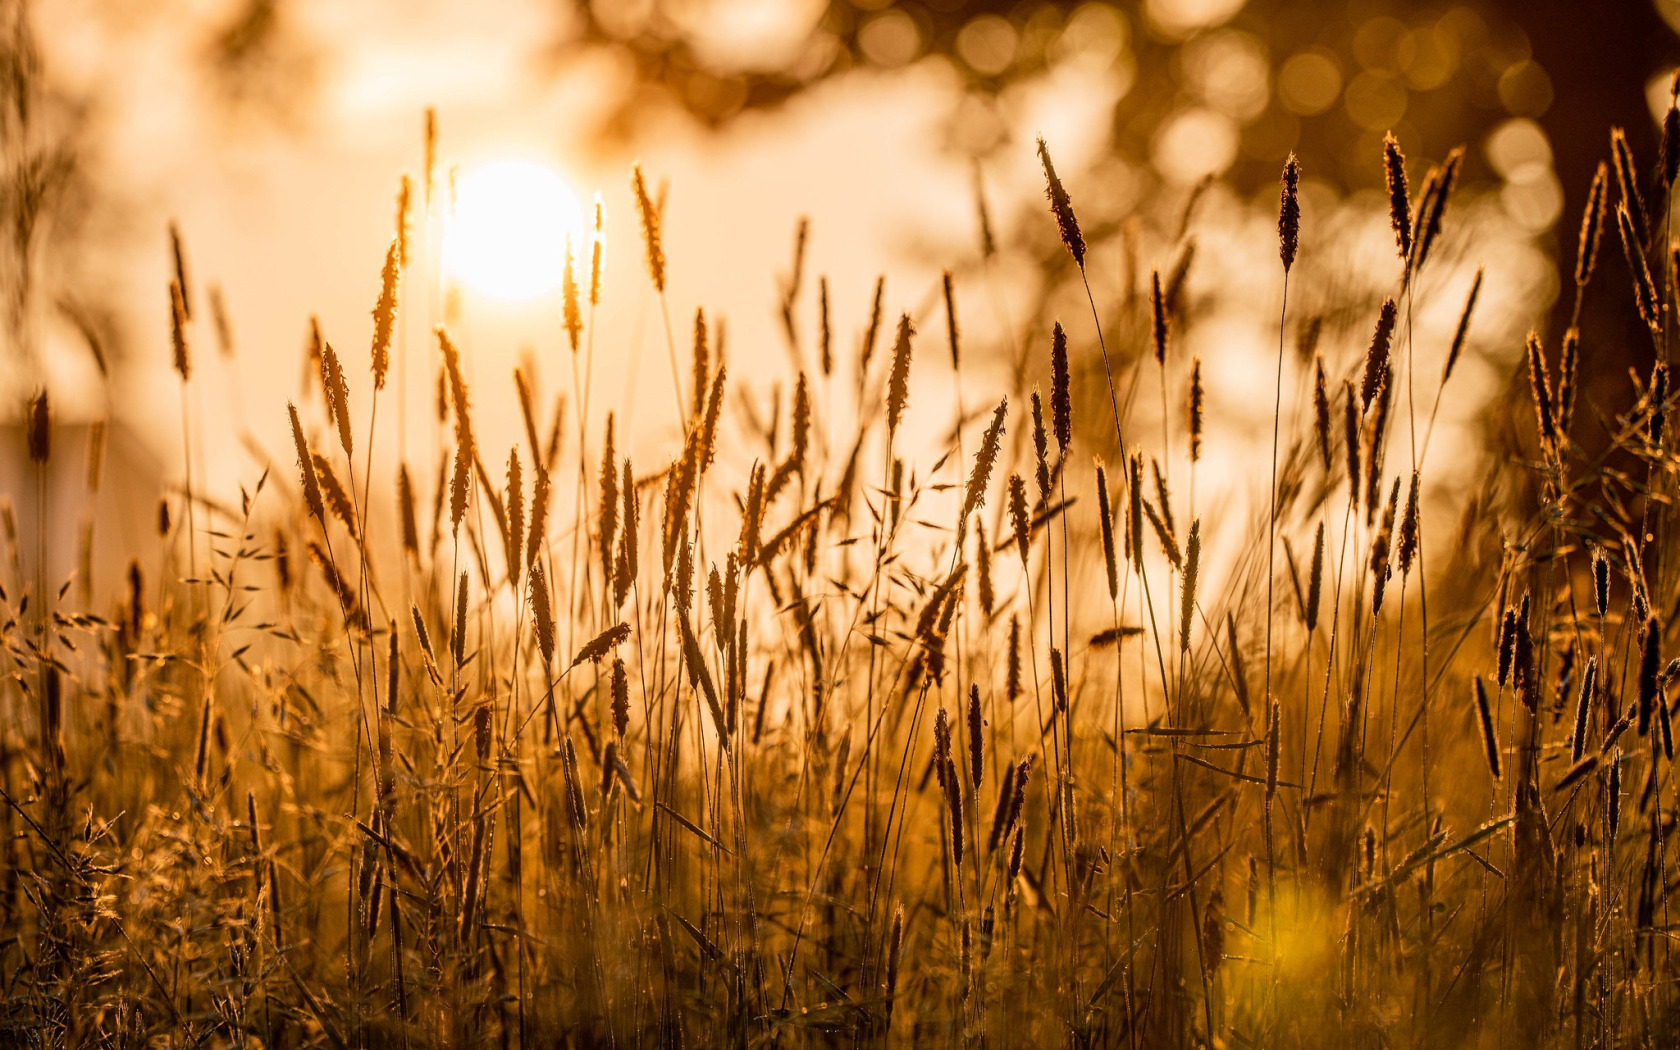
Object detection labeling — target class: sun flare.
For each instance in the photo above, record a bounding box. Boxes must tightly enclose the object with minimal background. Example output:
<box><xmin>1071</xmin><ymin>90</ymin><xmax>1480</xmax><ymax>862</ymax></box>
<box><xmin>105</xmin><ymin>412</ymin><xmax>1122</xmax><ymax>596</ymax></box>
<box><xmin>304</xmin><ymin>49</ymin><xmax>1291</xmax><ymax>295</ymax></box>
<box><xmin>444</xmin><ymin>160</ymin><xmax>585</xmax><ymax>300</ymax></box>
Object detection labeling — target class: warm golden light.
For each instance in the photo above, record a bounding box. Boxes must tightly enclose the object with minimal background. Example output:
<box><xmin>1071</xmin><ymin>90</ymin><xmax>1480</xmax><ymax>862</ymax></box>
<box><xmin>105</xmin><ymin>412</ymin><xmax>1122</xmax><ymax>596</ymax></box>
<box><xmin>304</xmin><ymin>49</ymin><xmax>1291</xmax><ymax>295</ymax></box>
<box><xmin>444</xmin><ymin>160</ymin><xmax>585</xmax><ymax>300</ymax></box>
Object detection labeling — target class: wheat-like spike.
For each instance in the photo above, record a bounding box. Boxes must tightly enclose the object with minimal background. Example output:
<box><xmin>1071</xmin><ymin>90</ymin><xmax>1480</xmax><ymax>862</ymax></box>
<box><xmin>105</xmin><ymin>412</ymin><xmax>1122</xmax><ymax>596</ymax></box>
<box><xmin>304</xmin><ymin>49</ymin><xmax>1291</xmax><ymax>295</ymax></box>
<box><xmin>1143</xmin><ymin>497</ymin><xmax>1180</xmax><ymax>569</ymax></box>
<box><xmin>610</xmin><ymin>657</ymin><xmax>630</xmax><ymax>738</ymax></box>
<box><xmin>631</xmin><ymin>162</ymin><xmax>666</xmax><ymax>293</ymax></box>
<box><xmin>527</xmin><ymin>460</ymin><xmax>549</xmax><ymax>569</ymax></box>
<box><xmin>1611</xmin><ymin>127</ymin><xmax>1650</xmax><ymax>245</ymax></box>
<box><xmin>1265</xmin><ymin>697</ymin><xmax>1281</xmax><ymax>799</ymax></box>
<box><xmin>1640</xmin><ymin>616</ymin><xmax>1662</xmax><ymax>736</ymax></box>
<box><xmin>791</xmin><ymin>372</ymin><xmax>810</xmax><ymax>474</ymax></box>
<box><xmin>960</xmin><ymin>399</ymin><xmax>1007</xmax><ymax>529</ymax></box>
<box><xmin>942</xmin><ymin>270</ymin><xmax>960</xmax><ymax>370</ymax></box>
<box><xmin>84</xmin><ymin>418</ymin><xmax>104</xmax><ymax>492</ymax></box>
<box><xmin>1037</xmin><ymin>135</ymin><xmax>1085</xmax><ymax>267</ymax></box>
<box><xmin>1127</xmin><ymin>452</ymin><xmax>1145</xmax><ymax>565</ymax></box>
<box><xmin>556</xmin><ymin>233</ymin><xmax>581</xmax><ymax>356</ymax></box>
<box><xmin>690</xmin><ymin>308</ymin><xmax>709</xmax><ymax>420</ymax></box>
<box><xmin>1031</xmin><ymin>392</ymin><xmax>1051</xmax><ymax>504</ymax></box>
<box><xmin>1306</xmin><ymin>520</ymin><xmax>1324</xmax><ymax>632</ymax></box>
<box><xmin>818</xmin><ymin>276</ymin><xmax>832</xmax><ymax>376</ymax></box>
<box><xmin>1411</xmin><ymin>146</ymin><xmax>1463</xmax><ymax>275</ymax></box>
<box><xmin>1187</xmin><ymin>357</ymin><xmax>1204</xmax><ymax>463</ymax></box>
<box><xmin>1007</xmin><ymin>473</ymin><xmax>1031</xmax><ymax>569</ymax></box>
<box><xmin>615</xmin><ymin>460</ymin><xmax>638</xmax><ymax>606</ymax></box>
<box><xmin>1050</xmin><ymin>648</ymin><xmax>1068</xmax><ymax>711</ymax></box>
<box><xmin>168</xmin><ymin>221</ymin><xmax>193</xmax><ymax>322</ymax></box>
<box><xmin>1558</xmin><ymin>327</ymin><xmax>1580</xmax><ymax>437</ymax></box>
<box><xmin>1151</xmin><ymin>457</ymin><xmax>1176</xmax><ymax>540</ymax></box>
<box><xmin>572</xmin><ymin>622</ymin><xmax>632</xmax><ymax>668</ymax></box>
<box><xmin>599</xmin><ymin>412</ymin><xmax>618</xmax><ymax>582</ymax></box>
<box><xmin>170</xmin><ymin>279</ymin><xmax>191</xmax><ymax>383</ymax></box>
<box><xmin>698</xmin><ymin>366</ymin><xmax>727</xmax><ymax>472</ymax></box>
<box><xmin>1473</xmin><ymin>677</ymin><xmax>1501</xmax><ymax>780</ymax></box>
<box><xmin>1150</xmin><ymin>270</ymin><xmax>1168</xmax><ymax>365</ymax></box>
<box><xmin>860</xmin><ymin>275</ymin><xmax>885</xmax><ymax>377</ymax></box>
<box><xmin>1577</xmin><ymin>162</ymin><xmax>1609</xmax><ymax>289</ymax></box>
<box><xmin>1397</xmin><ymin>471</ymin><xmax>1420</xmax><ymax>575</ymax></box>
<box><xmin>975</xmin><ymin>518</ymin><xmax>994</xmax><ymax>617</ymax></box>
<box><xmin>372</xmin><ymin>240</ymin><xmax>398</xmax><ymax>390</ymax></box>
<box><xmin>1616</xmin><ymin>202</ymin><xmax>1660</xmax><ymax>335</ymax></box>
<box><xmin>1593</xmin><ymin>546</ymin><xmax>1610</xmax><ymax>619</ymax></box>
<box><xmin>528</xmin><ymin>561</ymin><xmax>555</xmax><ymax>666</ymax></box>
<box><xmin>1573</xmin><ymin>656</ymin><xmax>1599</xmax><ymax>762</ymax></box>
<box><xmin>1313</xmin><ymin>353</ymin><xmax>1332</xmax><ymax>471</ymax></box>
<box><xmin>1370</xmin><ymin>476</ymin><xmax>1400</xmax><ymax>582</ymax></box>
<box><xmin>1096</xmin><ymin>460</ymin><xmax>1118</xmax><ymax>601</ymax></box>
<box><xmin>1383</xmin><ymin>132</ymin><xmax>1411</xmax><ymax>262</ymax></box>
<box><xmin>289</xmin><ymin>403</ymin><xmax>325</xmax><ymax>523</ymax></box>
<box><xmin>1442</xmin><ymin>267</ymin><xmax>1483</xmax><ymax>385</ymax></box>
<box><xmin>1051</xmin><ymin>322</ymin><xmax>1071</xmax><ymax>453</ymax></box>
<box><xmin>319</xmin><ymin>340</ymin><xmax>353</xmax><ymax>457</ymax></box>
<box><xmin>1651</xmin><ymin>362</ymin><xmax>1669</xmax><ymax>447</ymax></box>
<box><xmin>1180</xmin><ymin>520</ymin><xmax>1200</xmax><ymax>650</ymax></box>
<box><xmin>588</xmin><ymin>195</ymin><xmax>604</xmax><ymax>308</ymax></box>
<box><xmin>887</xmin><ymin>314</ymin><xmax>914</xmax><ymax>438</ymax></box>
<box><xmin>505</xmin><ymin>449</ymin><xmax>524</xmax><ymax>587</ymax></box>
<box><xmin>1527</xmin><ymin>331</ymin><xmax>1558</xmax><ymax>449</ymax></box>
<box><xmin>1006</xmin><ymin>615</ymin><xmax>1022</xmax><ymax>701</ymax></box>
<box><xmin>1361</xmin><ymin>298</ymin><xmax>1398</xmax><ymax>413</ymax></box>
<box><xmin>1279</xmin><ymin>153</ymin><xmax>1300</xmax><ymax>272</ymax></box>
<box><xmin>451</xmin><ymin>571</ymin><xmax>469</xmax><ymax>668</ymax></box>
<box><xmin>25</xmin><ymin>390</ymin><xmax>47</xmax><ymax>465</ymax></box>
<box><xmin>967</xmin><ymin>684</ymin><xmax>983</xmax><ymax>790</ymax></box>
<box><xmin>1343</xmin><ymin>380</ymin><xmax>1362</xmax><ymax>504</ymax></box>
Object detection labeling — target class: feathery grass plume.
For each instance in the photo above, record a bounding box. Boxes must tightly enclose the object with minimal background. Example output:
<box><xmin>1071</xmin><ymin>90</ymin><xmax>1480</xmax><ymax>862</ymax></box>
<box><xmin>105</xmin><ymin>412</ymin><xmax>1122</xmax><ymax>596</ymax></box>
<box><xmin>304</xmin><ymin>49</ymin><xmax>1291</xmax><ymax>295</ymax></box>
<box><xmin>1640</xmin><ymin>616</ymin><xmax>1663</xmax><ymax>735</ymax></box>
<box><xmin>975</xmin><ymin>517</ymin><xmax>995</xmax><ymax>617</ymax></box>
<box><xmin>319</xmin><ymin>340</ymin><xmax>355</xmax><ymax>457</ymax></box>
<box><xmin>1557</xmin><ymin>327</ymin><xmax>1580</xmax><ymax>436</ymax></box>
<box><xmin>1473</xmin><ymin>677</ymin><xmax>1501</xmax><ymax>780</ymax></box>
<box><xmin>1050</xmin><ymin>648</ymin><xmax>1068</xmax><ymax>711</ymax></box>
<box><xmin>690</xmin><ymin>308</ymin><xmax>709</xmax><ymax>419</ymax></box>
<box><xmin>288</xmin><ymin>403</ymin><xmax>325</xmax><ymax>523</ymax></box>
<box><xmin>1030</xmin><ymin>391</ymin><xmax>1052</xmax><ymax>503</ymax></box>
<box><xmin>1361</xmin><ymin>298</ymin><xmax>1398</xmax><ymax>412</ymax></box>
<box><xmin>1312</xmin><ymin>353</ymin><xmax>1332</xmax><ymax>470</ymax></box>
<box><xmin>1305</xmin><ymin>519</ymin><xmax>1325</xmax><ymax>631</ymax></box>
<box><xmin>885</xmin><ymin>313</ymin><xmax>914</xmax><ymax>438</ymax></box>
<box><xmin>572</xmin><ymin>622</ymin><xmax>631</xmax><ymax>669</ymax></box>
<box><xmin>1577</xmin><ymin>162</ymin><xmax>1609</xmax><ymax>289</ymax></box>
<box><xmin>25</xmin><ymin>390</ymin><xmax>47</xmax><ymax>465</ymax></box>
<box><xmin>1410</xmin><ymin>146</ymin><xmax>1463</xmax><ymax>274</ymax></box>
<box><xmin>1383</xmin><ymin>132</ymin><xmax>1411</xmax><ymax>261</ymax></box>
<box><xmin>1397</xmin><ymin>471</ymin><xmax>1420</xmax><ymax>575</ymax></box>
<box><xmin>505</xmin><ymin>449</ymin><xmax>524</xmax><ymax>585</ymax></box>
<box><xmin>815</xmin><ymin>275</ymin><xmax>833</xmax><ymax>377</ymax></box>
<box><xmin>450</xmin><ymin>571</ymin><xmax>469</xmax><ymax>668</ymax></box>
<box><xmin>1096</xmin><ymin>461</ymin><xmax>1118</xmax><ymax>601</ymax></box>
<box><xmin>1187</xmin><ymin>357</ymin><xmax>1204</xmax><ymax>462</ymax></box>
<box><xmin>169</xmin><ymin>221</ymin><xmax>192</xmax><ymax>321</ymax></box>
<box><xmin>528</xmin><ymin>560</ymin><xmax>555</xmax><ymax>666</ymax></box>
<box><xmin>1442</xmin><ymin>267</ymin><xmax>1483</xmax><ymax>385</ymax></box>
<box><xmin>562</xmin><ymin>235</ymin><xmax>582</xmax><ymax>355</ymax></box>
<box><xmin>1573</xmin><ymin>656</ymin><xmax>1598</xmax><ymax>761</ymax></box>
<box><xmin>615</xmin><ymin>458</ymin><xmax>638</xmax><ymax>607</ymax></box>
<box><xmin>170</xmin><ymin>279</ymin><xmax>191</xmax><ymax>382</ymax></box>
<box><xmin>372</xmin><ymin>240</ymin><xmax>398</xmax><ymax>389</ymax></box>
<box><xmin>1050</xmin><ymin>322</ymin><xmax>1071</xmax><ymax>452</ymax></box>
<box><xmin>1616</xmin><ymin>202</ymin><xmax>1660</xmax><ymax>334</ymax></box>
<box><xmin>1611</xmin><ymin>127</ymin><xmax>1650</xmax><ymax>240</ymax></box>
<box><xmin>1036</xmin><ymin>135</ymin><xmax>1084</xmax><ymax>267</ymax></box>
<box><xmin>1006</xmin><ymin>615</ymin><xmax>1022</xmax><ymax>701</ymax></box>
<box><xmin>1650</xmin><ymin>362</ymin><xmax>1669</xmax><ymax>447</ymax></box>
<box><xmin>631</xmin><ymin>162</ymin><xmax>666</xmax><ymax>292</ymax></box>
<box><xmin>1593</xmin><ymin>546</ymin><xmax>1610</xmax><ymax>618</ymax></box>
<box><xmin>1007</xmin><ymin>473</ymin><xmax>1031</xmax><ymax>568</ymax></box>
<box><xmin>1180</xmin><ymin>519</ymin><xmax>1200</xmax><ymax>650</ymax></box>
<box><xmin>942</xmin><ymin>270</ymin><xmax>960</xmax><ymax>369</ymax></box>
<box><xmin>1150</xmin><ymin>270</ymin><xmax>1168</xmax><ymax>365</ymax></box>
<box><xmin>1143</xmin><ymin>497</ymin><xmax>1181</xmax><ymax>569</ymax></box>
<box><xmin>526</xmin><ymin>460</ymin><xmax>549</xmax><ymax>569</ymax></box>
<box><xmin>599</xmin><ymin>412</ymin><xmax>618</xmax><ymax>577</ymax></box>
<box><xmin>312</xmin><ymin>454</ymin><xmax>359</xmax><ymax>536</ymax></box>
<box><xmin>698</xmin><ymin>366</ymin><xmax>727</xmax><ymax>470</ymax></box>
<box><xmin>960</xmin><ymin>399</ymin><xmax>1007</xmax><ymax>530</ymax></box>
<box><xmin>1279</xmin><ymin>153</ymin><xmax>1301</xmax><ymax>271</ymax></box>
<box><xmin>860</xmin><ymin>275</ymin><xmax>885</xmax><ymax>376</ymax></box>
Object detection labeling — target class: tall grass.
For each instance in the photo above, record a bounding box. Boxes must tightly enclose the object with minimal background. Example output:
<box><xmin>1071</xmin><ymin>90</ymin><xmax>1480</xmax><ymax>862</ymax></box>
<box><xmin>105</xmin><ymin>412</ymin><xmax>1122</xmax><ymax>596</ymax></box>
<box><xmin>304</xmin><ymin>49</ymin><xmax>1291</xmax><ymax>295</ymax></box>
<box><xmin>5</xmin><ymin>111</ymin><xmax>1680</xmax><ymax>1049</ymax></box>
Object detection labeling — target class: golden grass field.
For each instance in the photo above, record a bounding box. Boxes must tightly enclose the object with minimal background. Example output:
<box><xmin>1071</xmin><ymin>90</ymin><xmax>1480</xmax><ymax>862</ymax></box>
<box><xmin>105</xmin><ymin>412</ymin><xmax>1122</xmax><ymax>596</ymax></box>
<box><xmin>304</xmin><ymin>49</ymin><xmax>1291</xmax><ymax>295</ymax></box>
<box><xmin>5</xmin><ymin>100</ymin><xmax>1680</xmax><ymax>1049</ymax></box>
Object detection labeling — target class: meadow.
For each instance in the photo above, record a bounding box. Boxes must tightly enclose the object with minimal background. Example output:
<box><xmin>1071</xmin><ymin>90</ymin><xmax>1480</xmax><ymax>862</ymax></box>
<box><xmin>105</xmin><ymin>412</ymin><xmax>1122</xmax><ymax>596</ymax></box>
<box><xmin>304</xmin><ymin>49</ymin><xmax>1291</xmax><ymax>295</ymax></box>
<box><xmin>1</xmin><ymin>105</ymin><xmax>1678</xmax><ymax>1049</ymax></box>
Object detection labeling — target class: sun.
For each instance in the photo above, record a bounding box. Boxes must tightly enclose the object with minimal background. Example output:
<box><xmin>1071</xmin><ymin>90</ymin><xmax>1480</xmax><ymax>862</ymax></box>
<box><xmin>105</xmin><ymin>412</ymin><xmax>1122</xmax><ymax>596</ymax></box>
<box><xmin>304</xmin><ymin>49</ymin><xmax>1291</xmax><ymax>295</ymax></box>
<box><xmin>444</xmin><ymin>160</ymin><xmax>586</xmax><ymax>300</ymax></box>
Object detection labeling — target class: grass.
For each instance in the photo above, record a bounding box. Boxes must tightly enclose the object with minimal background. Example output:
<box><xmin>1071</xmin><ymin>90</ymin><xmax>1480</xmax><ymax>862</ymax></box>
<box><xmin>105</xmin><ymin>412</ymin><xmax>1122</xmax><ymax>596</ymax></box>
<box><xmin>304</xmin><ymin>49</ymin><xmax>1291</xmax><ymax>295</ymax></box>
<box><xmin>1</xmin><ymin>112</ymin><xmax>1679</xmax><ymax>1049</ymax></box>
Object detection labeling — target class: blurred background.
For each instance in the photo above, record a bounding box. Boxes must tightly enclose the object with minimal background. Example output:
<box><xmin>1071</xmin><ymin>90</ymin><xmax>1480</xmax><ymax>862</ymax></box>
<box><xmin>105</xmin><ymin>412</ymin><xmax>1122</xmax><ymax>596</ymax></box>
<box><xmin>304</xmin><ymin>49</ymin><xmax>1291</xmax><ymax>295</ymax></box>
<box><xmin>8</xmin><ymin>0</ymin><xmax>1680</xmax><ymax>585</ymax></box>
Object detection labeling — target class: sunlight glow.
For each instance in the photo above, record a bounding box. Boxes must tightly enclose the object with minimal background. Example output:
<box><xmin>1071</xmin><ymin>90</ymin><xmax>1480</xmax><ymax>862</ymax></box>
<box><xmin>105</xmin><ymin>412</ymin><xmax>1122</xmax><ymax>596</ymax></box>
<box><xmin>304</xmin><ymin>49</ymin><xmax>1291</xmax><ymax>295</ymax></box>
<box><xmin>444</xmin><ymin>160</ymin><xmax>585</xmax><ymax>300</ymax></box>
